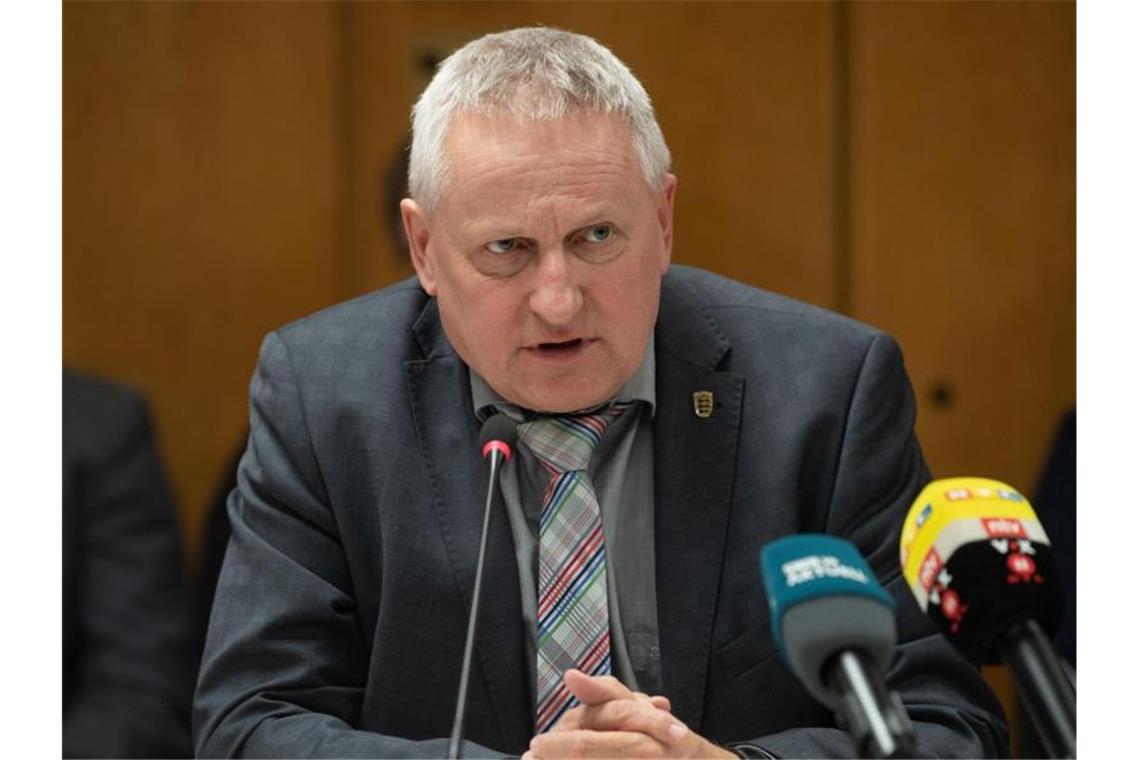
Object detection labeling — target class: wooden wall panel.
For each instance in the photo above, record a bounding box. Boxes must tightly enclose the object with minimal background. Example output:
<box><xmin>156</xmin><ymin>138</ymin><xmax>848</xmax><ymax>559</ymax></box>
<box><xmin>343</xmin><ymin>2</ymin><xmax>839</xmax><ymax>309</ymax></box>
<box><xmin>64</xmin><ymin>1</ymin><xmax>840</xmax><ymax>564</ymax></box>
<box><xmin>63</xmin><ymin>2</ymin><xmax>347</xmax><ymax>560</ymax></box>
<box><xmin>848</xmin><ymin>2</ymin><xmax>1075</xmax><ymax>495</ymax></box>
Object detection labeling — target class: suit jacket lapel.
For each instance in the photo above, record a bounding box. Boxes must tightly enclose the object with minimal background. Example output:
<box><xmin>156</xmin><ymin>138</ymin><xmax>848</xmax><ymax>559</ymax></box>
<box><xmin>405</xmin><ymin>298</ymin><xmax>532</xmax><ymax>750</ymax></box>
<box><xmin>653</xmin><ymin>271</ymin><xmax>745</xmax><ymax>732</ymax></box>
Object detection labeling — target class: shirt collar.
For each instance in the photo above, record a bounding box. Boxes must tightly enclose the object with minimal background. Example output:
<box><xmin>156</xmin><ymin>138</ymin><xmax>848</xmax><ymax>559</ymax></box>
<box><xmin>470</xmin><ymin>337</ymin><xmax>656</xmax><ymax>422</ymax></box>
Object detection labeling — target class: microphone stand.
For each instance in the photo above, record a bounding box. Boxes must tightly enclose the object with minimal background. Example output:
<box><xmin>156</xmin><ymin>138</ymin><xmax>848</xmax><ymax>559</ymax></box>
<box><xmin>998</xmin><ymin>619</ymin><xmax>1076</xmax><ymax>758</ymax></box>
<box><xmin>448</xmin><ymin>447</ymin><xmax>508</xmax><ymax>759</ymax></box>
<box><xmin>826</xmin><ymin>650</ymin><xmax>917</xmax><ymax>759</ymax></box>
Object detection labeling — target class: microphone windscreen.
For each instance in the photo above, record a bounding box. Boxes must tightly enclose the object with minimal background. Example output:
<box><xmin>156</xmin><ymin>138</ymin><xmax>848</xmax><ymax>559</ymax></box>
<box><xmin>760</xmin><ymin>534</ymin><xmax>896</xmax><ymax>708</ymax></box>
<box><xmin>899</xmin><ymin>477</ymin><xmax>1064</xmax><ymax>664</ymax></box>
<box><xmin>479</xmin><ymin>413</ymin><xmax>518</xmax><ymax>460</ymax></box>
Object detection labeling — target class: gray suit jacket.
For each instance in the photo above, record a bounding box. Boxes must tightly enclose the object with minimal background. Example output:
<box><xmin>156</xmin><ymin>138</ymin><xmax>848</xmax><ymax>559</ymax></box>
<box><xmin>194</xmin><ymin>266</ymin><xmax>1008</xmax><ymax>758</ymax></box>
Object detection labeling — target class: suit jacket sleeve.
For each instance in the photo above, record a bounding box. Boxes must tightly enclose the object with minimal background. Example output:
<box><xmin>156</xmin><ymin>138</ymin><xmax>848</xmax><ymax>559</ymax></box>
<box><xmin>193</xmin><ymin>332</ymin><xmax>506</xmax><ymax>758</ymax></box>
<box><xmin>62</xmin><ymin>376</ymin><xmax>194</xmax><ymax>758</ymax></box>
<box><xmin>747</xmin><ymin>334</ymin><xmax>1009</xmax><ymax>758</ymax></box>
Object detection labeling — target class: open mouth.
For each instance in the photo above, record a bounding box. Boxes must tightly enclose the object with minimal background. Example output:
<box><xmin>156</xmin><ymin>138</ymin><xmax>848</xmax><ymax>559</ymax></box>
<box><xmin>537</xmin><ymin>338</ymin><xmax>584</xmax><ymax>352</ymax></box>
<box><xmin>528</xmin><ymin>337</ymin><xmax>592</xmax><ymax>361</ymax></box>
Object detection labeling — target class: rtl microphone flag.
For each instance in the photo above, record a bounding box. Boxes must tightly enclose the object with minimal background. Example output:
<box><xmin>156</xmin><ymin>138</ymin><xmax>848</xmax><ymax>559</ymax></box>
<box><xmin>899</xmin><ymin>477</ymin><xmax>1064</xmax><ymax>665</ymax></box>
<box><xmin>899</xmin><ymin>477</ymin><xmax>1074</xmax><ymax>757</ymax></box>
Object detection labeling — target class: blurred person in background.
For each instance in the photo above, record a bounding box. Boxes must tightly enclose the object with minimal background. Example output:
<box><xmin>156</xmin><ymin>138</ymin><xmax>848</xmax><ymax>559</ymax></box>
<box><xmin>63</xmin><ymin>370</ymin><xmax>194</xmax><ymax>758</ymax></box>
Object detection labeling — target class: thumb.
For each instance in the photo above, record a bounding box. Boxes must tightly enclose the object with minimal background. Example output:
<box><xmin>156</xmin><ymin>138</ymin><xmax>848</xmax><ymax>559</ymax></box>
<box><xmin>562</xmin><ymin>669</ymin><xmax>634</xmax><ymax>706</ymax></box>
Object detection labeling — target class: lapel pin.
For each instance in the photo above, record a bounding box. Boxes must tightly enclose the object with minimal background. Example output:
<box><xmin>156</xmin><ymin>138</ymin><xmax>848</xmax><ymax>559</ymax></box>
<box><xmin>692</xmin><ymin>390</ymin><xmax>714</xmax><ymax>419</ymax></box>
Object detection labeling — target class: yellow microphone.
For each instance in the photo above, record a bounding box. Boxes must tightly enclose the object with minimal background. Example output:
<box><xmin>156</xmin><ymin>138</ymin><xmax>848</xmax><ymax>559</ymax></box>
<box><xmin>899</xmin><ymin>477</ymin><xmax>1074</xmax><ymax>757</ymax></box>
<box><xmin>900</xmin><ymin>477</ymin><xmax>1048</xmax><ymax>644</ymax></box>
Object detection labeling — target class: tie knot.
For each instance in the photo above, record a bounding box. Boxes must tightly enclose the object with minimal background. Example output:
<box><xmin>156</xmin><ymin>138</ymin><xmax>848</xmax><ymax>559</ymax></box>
<box><xmin>517</xmin><ymin>402</ymin><xmax>630</xmax><ymax>474</ymax></box>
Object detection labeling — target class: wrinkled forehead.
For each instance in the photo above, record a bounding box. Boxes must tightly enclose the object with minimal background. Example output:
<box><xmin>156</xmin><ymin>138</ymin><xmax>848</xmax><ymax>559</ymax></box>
<box><xmin>437</xmin><ymin>110</ymin><xmax>646</xmax><ymax>203</ymax></box>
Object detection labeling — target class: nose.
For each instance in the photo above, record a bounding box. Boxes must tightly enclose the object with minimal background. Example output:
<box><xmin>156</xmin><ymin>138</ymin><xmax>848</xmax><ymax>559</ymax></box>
<box><xmin>528</xmin><ymin>247</ymin><xmax>583</xmax><ymax>328</ymax></box>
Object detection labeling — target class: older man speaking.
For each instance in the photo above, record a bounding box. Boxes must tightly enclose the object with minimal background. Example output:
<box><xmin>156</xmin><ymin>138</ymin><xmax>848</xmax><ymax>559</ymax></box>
<box><xmin>195</xmin><ymin>28</ymin><xmax>1007</xmax><ymax>758</ymax></box>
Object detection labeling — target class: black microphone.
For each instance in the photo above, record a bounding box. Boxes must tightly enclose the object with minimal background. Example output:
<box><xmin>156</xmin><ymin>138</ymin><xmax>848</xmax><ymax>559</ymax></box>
<box><xmin>900</xmin><ymin>477</ymin><xmax>1075</xmax><ymax>758</ymax></box>
<box><xmin>760</xmin><ymin>534</ymin><xmax>916</xmax><ymax>758</ymax></box>
<box><xmin>448</xmin><ymin>414</ymin><xmax>517</xmax><ymax>760</ymax></box>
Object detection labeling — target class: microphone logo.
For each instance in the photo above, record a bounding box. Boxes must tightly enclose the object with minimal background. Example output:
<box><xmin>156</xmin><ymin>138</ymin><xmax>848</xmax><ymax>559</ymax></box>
<box><xmin>915</xmin><ymin>503</ymin><xmax>933</xmax><ymax>527</ymax></box>
<box><xmin>1007</xmin><ymin>552</ymin><xmax>1042</xmax><ymax>584</ymax></box>
<box><xmin>780</xmin><ymin>554</ymin><xmax>869</xmax><ymax>587</ymax></box>
<box><xmin>981</xmin><ymin>517</ymin><xmax>1027</xmax><ymax>538</ymax></box>
<box><xmin>984</xmin><ymin>538</ymin><xmax>1046</xmax><ymax>585</ymax></box>
<box><xmin>924</xmin><ymin>560</ymin><xmax>968</xmax><ymax>633</ymax></box>
<box><xmin>936</xmin><ymin>588</ymin><xmax>968</xmax><ymax>633</ymax></box>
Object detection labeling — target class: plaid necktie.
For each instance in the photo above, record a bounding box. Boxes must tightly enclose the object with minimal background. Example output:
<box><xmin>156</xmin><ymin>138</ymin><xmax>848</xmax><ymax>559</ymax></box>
<box><xmin>518</xmin><ymin>402</ymin><xmax>629</xmax><ymax>733</ymax></box>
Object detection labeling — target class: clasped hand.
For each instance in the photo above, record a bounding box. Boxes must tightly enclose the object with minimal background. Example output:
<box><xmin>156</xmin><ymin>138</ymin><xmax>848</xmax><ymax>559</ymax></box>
<box><xmin>522</xmin><ymin>669</ymin><xmax>735</xmax><ymax>759</ymax></box>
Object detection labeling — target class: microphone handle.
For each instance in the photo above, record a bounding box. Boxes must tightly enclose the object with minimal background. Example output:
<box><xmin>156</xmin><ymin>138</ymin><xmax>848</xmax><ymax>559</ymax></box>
<box><xmin>448</xmin><ymin>450</ymin><xmax>506</xmax><ymax>760</ymax></box>
<box><xmin>826</xmin><ymin>650</ymin><xmax>917</xmax><ymax>759</ymax></box>
<box><xmin>997</xmin><ymin>619</ymin><xmax>1076</xmax><ymax>759</ymax></box>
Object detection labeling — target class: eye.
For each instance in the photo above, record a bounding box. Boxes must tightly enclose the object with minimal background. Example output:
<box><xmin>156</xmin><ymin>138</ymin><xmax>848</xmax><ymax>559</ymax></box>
<box><xmin>487</xmin><ymin>238</ymin><xmax>521</xmax><ymax>254</ymax></box>
<box><xmin>582</xmin><ymin>224</ymin><xmax>613</xmax><ymax>243</ymax></box>
<box><xmin>474</xmin><ymin>237</ymin><xmax>530</xmax><ymax>278</ymax></box>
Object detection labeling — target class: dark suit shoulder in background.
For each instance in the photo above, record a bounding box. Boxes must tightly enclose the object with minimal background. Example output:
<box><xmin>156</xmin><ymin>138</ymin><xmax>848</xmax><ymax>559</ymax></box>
<box><xmin>63</xmin><ymin>370</ymin><xmax>194</xmax><ymax>759</ymax></box>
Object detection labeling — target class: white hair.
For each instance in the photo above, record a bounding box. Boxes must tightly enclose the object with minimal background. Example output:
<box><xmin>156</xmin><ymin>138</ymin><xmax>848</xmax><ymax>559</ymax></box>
<box><xmin>408</xmin><ymin>27</ymin><xmax>672</xmax><ymax>209</ymax></box>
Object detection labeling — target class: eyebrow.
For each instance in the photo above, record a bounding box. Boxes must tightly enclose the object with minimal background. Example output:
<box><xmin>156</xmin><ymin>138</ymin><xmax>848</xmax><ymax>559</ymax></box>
<box><xmin>459</xmin><ymin>204</ymin><xmax>627</xmax><ymax>241</ymax></box>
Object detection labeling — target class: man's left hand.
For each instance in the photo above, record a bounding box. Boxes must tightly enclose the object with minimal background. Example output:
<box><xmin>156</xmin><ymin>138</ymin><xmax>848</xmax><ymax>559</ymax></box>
<box><xmin>522</xmin><ymin>670</ymin><xmax>736</xmax><ymax>759</ymax></box>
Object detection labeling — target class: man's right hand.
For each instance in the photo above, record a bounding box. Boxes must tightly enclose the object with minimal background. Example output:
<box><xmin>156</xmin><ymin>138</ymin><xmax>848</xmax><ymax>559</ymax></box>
<box><xmin>523</xmin><ymin>670</ymin><xmax>736</xmax><ymax>759</ymax></box>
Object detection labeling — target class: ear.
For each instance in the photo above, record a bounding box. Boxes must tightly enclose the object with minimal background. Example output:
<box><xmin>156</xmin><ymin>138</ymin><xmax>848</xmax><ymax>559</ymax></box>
<box><xmin>401</xmin><ymin>198</ymin><xmax>437</xmax><ymax>295</ymax></box>
<box><xmin>656</xmin><ymin>173</ymin><xmax>678</xmax><ymax>273</ymax></box>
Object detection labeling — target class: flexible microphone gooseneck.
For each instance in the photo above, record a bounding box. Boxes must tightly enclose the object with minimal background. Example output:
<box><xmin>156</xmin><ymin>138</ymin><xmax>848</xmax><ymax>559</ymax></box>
<box><xmin>899</xmin><ymin>477</ymin><xmax>1075</xmax><ymax>758</ymax></box>
<box><xmin>448</xmin><ymin>414</ymin><xmax>517</xmax><ymax>760</ymax></box>
<box><xmin>760</xmin><ymin>534</ymin><xmax>916</xmax><ymax>758</ymax></box>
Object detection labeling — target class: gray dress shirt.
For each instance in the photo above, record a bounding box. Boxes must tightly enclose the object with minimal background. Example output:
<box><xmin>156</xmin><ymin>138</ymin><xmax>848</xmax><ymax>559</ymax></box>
<box><xmin>470</xmin><ymin>344</ymin><xmax>664</xmax><ymax>709</ymax></box>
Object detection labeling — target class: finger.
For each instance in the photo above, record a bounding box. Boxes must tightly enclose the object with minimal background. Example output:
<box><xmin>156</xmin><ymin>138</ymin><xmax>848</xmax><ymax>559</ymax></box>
<box><xmin>547</xmin><ymin>704</ymin><xmax>585</xmax><ymax>732</ymax></box>
<box><xmin>549</xmin><ymin>683</ymin><xmax>669</xmax><ymax>734</ymax></box>
<box><xmin>577</xmin><ymin>696</ymin><xmax>691</xmax><ymax>747</ymax></box>
<box><xmin>632</xmin><ymin>690</ymin><xmax>671</xmax><ymax>712</ymax></box>
<box><xmin>563</xmin><ymin>668</ymin><xmax>635</xmax><ymax>706</ymax></box>
<box><xmin>530</xmin><ymin>728</ymin><xmax>667</xmax><ymax>759</ymax></box>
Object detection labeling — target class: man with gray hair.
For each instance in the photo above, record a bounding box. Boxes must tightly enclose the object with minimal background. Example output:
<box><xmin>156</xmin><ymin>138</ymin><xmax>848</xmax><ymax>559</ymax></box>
<box><xmin>195</xmin><ymin>27</ymin><xmax>1007</xmax><ymax>758</ymax></box>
